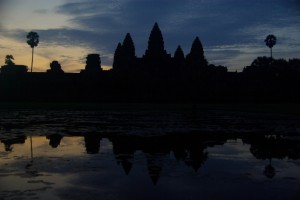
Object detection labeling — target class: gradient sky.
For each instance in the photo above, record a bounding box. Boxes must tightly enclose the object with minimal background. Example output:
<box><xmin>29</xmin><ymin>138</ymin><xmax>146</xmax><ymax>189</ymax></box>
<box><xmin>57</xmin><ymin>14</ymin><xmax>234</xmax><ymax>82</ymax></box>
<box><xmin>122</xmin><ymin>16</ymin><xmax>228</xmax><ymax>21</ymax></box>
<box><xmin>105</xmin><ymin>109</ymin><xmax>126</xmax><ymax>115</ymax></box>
<box><xmin>0</xmin><ymin>0</ymin><xmax>299</xmax><ymax>72</ymax></box>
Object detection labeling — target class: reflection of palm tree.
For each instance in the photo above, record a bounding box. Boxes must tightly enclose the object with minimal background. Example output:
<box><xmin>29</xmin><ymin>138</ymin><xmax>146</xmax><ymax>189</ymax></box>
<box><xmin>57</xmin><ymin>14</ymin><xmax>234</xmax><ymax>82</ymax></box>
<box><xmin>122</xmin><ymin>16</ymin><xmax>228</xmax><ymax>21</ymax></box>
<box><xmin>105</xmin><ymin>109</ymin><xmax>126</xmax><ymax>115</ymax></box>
<box><xmin>26</xmin><ymin>31</ymin><xmax>39</xmax><ymax>72</ymax></box>
<box><xmin>26</xmin><ymin>136</ymin><xmax>38</xmax><ymax>176</ymax></box>
<box><xmin>30</xmin><ymin>135</ymin><xmax>33</xmax><ymax>162</ymax></box>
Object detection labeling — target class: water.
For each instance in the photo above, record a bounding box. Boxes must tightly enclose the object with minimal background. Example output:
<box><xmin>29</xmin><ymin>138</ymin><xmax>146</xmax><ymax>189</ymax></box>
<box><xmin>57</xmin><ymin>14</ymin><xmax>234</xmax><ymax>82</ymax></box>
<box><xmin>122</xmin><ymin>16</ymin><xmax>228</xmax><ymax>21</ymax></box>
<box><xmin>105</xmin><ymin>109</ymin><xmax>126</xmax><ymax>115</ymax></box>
<box><xmin>0</xmin><ymin>108</ymin><xmax>300</xmax><ymax>199</ymax></box>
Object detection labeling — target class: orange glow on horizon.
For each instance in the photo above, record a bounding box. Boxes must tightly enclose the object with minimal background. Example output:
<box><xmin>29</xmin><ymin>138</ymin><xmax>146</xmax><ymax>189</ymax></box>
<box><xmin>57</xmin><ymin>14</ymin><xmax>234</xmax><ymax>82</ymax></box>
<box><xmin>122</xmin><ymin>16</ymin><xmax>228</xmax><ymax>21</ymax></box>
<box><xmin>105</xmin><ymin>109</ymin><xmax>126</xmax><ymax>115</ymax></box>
<box><xmin>0</xmin><ymin>36</ymin><xmax>112</xmax><ymax>72</ymax></box>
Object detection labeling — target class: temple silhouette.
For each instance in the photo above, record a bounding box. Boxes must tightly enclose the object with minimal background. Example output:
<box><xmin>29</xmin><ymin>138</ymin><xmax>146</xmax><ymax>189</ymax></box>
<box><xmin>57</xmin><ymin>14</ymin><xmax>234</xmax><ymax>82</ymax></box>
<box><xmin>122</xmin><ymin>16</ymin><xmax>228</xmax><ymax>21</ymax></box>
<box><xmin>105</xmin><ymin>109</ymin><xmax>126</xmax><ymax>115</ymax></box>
<box><xmin>113</xmin><ymin>23</ymin><xmax>210</xmax><ymax>74</ymax></box>
<box><xmin>0</xmin><ymin>23</ymin><xmax>300</xmax><ymax>102</ymax></box>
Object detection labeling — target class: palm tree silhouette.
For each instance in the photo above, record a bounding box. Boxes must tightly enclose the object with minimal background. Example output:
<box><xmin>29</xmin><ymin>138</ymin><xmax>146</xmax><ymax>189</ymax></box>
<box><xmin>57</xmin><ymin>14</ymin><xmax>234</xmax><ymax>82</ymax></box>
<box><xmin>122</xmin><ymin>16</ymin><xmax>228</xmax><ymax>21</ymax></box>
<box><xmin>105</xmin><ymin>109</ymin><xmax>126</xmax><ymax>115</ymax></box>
<box><xmin>26</xmin><ymin>31</ymin><xmax>39</xmax><ymax>72</ymax></box>
<box><xmin>264</xmin><ymin>34</ymin><xmax>276</xmax><ymax>59</ymax></box>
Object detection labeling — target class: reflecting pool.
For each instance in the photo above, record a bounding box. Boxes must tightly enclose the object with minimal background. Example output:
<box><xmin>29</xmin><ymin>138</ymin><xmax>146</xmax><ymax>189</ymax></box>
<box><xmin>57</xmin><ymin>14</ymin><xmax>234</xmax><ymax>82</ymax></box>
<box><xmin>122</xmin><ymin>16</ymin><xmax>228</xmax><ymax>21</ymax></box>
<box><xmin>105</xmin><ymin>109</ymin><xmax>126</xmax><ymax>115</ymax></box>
<box><xmin>0</xmin><ymin>108</ymin><xmax>300</xmax><ymax>199</ymax></box>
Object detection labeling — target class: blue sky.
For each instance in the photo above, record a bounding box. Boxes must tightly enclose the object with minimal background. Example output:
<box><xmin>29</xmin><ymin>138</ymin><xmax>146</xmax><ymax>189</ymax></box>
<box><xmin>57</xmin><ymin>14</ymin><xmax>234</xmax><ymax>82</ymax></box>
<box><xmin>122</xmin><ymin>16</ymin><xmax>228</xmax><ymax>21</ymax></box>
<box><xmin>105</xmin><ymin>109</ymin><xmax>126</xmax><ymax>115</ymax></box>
<box><xmin>0</xmin><ymin>0</ymin><xmax>299</xmax><ymax>72</ymax></box>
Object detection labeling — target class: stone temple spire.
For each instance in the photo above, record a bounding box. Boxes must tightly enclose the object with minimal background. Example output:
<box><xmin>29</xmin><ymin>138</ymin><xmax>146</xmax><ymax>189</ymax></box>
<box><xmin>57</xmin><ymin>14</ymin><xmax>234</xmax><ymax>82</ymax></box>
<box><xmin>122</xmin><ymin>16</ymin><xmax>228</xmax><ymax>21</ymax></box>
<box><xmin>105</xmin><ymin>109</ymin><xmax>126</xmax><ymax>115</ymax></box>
<box><xmin>186</xmin><ymin>37</ymin><xmax>207</xmax><ymax>68</ymax></box>
<box><xmin>144</xmin><ymin>22</ymin><xmax>167</xmax><ymax>58</ymax></box>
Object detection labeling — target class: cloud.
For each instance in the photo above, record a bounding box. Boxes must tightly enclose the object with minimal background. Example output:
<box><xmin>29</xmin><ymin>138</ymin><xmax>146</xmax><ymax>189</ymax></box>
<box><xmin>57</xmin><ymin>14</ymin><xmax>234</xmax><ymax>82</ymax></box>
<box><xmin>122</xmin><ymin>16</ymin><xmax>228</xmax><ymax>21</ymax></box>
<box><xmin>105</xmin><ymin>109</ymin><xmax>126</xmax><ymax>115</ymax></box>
<box><xmin>0</xmin><ymin>0</ymin><xmax>8</xmax><ymax>10</ymax></box>
<box><xmin>34</xmin><ymin>9</ymin><xmax>49</xmax><ymax>14</ymax></box>
<box><xmin>0</xmin><ymin>0</ymin><xmax>8</xmax><ymax>26</ymax></box>
<box><xmin>206</xmin><ymin>44</ymin><xmax>267</xmax><ymax>70</ymax></box>
<box><xmin>55</xmin><ymin>0</ymin><xmax>193</xmax><ymax>48</ymax></box>
<box><xmin>55</xmin><ymin>0</ymin><xmax>300</xmax><ymax>52</ymax></box>
<box><xmin>0</xmin><ymin>0</ymin><xmax>18</xmax><ymax>16</ymax></box>
<box><xmin>2</xmin><ymin>0</ymin><xmax>299</xmax><ymax>72</ymax></box>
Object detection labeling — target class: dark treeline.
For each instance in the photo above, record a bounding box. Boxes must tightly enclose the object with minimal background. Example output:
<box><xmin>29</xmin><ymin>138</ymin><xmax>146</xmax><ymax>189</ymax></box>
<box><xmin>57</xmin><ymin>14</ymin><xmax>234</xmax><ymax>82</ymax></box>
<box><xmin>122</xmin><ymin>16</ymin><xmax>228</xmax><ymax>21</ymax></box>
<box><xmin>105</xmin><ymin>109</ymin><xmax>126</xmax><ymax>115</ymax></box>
<box><xmin>1</xmin><ymin>23</ymin><xmax>300</xmax><ymax>103</ymax></box>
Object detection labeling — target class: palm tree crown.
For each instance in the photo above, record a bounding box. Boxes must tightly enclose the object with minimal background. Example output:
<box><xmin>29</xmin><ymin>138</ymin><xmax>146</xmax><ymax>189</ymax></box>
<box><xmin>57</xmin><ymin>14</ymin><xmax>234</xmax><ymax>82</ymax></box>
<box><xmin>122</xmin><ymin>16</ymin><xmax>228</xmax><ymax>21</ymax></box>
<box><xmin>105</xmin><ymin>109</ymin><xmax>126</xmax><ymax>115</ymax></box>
<box><xmin>264</xmin><ymin>34</ymin><xmax>276</xmax><ymax>58</ymax></box>
<box><xmin>26</xmin><ymin>31</ymin><xmax>39</xmax><ymax>72</ymax></box>
<box><xmin>27</xmin><ymin>31</ymin><xmax>39</xmax><ymax>48</ymax></box>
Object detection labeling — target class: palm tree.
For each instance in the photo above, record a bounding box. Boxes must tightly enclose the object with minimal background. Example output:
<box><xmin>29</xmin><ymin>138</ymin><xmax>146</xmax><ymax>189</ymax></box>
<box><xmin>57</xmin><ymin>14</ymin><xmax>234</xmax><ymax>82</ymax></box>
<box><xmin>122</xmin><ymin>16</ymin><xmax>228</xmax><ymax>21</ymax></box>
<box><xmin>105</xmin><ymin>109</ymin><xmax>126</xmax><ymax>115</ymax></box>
<box><xmin>26</xmin><ymin>31</ymin><xmax>39</xmax><ymax>72</ymax></box>
<box><xmin>264</xmin><ymin>34</ymin><xmax>276</xmax><ymax>59</ymax></box>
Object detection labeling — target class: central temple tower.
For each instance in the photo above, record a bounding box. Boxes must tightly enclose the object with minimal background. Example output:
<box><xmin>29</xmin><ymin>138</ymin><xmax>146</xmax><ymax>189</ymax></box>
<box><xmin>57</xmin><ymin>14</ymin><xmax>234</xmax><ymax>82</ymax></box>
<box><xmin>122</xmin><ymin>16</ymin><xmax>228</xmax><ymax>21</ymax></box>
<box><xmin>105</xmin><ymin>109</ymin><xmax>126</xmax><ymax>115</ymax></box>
<box><xmin>144</xmin><ymin>22</ymin><xmax>167</xmax><ymax>59</ymax></box>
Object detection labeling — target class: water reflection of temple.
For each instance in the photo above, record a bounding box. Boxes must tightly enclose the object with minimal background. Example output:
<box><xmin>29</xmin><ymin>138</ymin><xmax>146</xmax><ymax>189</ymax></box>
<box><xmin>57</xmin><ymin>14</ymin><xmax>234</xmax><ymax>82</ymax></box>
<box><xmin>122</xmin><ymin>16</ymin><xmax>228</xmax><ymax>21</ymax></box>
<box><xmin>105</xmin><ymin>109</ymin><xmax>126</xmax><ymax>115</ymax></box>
<box><xmin>0</xmin><ymin>135</ymin><xmax>26</xmax><ymax>151</ymax></box>
<box><xmin>2</xmin><ymin>133</ymin><xmax>300</xmax><ymax>184</ymax></box>
<box><xmin>46</xmin><ymin>134</ymin><xmax>63</xmax><ymax>148</ymax></box>
<box><xmin>84</xmin><ymin>133</ymin><xmax>102</xmax><ymax>154</ymax></box>
<box><xmin>243</xmin><ymin>135</ymin><xmax>300</xmax><ymax>160</ymax></box>
<box><xmin>109</xmin><ymin>134</ymin><xmax>228</xmax><ymax>184</ymax></box>
<box><xmin>83</xmin><ymin>133</ymin><xmax>300</xmax><ymax>182</ymax></box>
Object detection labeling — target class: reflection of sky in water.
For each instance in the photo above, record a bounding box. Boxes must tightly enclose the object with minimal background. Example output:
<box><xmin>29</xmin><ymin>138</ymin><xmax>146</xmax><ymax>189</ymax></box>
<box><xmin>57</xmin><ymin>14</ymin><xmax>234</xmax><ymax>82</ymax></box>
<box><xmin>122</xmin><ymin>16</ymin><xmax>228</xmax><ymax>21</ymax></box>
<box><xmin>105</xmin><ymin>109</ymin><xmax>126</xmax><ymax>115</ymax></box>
<box><xmin>0</xmin><ymin>136</ymin><xmax>299</xmax><ymax>200</ymax></box>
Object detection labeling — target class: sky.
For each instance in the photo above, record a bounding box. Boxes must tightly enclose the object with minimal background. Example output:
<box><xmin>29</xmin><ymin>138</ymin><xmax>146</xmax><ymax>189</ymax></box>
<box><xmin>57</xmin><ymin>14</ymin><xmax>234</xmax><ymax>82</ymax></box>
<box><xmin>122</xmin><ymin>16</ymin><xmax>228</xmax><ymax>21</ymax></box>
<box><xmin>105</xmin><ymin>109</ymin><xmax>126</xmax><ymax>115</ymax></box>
<box><xmin>0</xmin><ymin>0</ymin><xmax>299</xmax><ymax>72</ymax></box>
